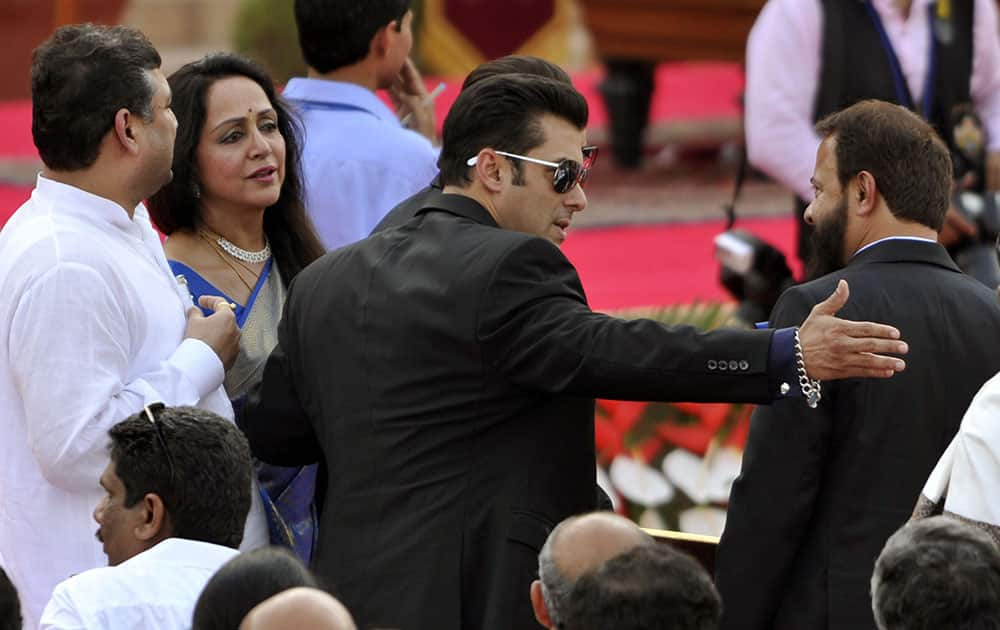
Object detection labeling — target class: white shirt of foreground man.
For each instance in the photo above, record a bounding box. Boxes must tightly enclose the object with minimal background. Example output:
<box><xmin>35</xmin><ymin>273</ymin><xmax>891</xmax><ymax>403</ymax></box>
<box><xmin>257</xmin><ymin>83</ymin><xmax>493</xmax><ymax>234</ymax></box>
<box><xmin>0</xmin><ymin>177</ymin><xmax>267</xmax><ymax>629</ymax></box>
<box><xmin>38</xmin><ymin>538</ymin><xmax>238</xmax><ymax>630</ymax></box>
<box><xmin>918</xmin><ymin>370</ymin><xmax>1000</xmax><ymax>544</ymax></box>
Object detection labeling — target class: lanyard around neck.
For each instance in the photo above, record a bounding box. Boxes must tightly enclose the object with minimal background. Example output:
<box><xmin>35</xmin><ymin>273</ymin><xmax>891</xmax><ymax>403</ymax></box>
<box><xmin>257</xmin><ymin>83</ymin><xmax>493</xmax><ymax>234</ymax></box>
<box><xmin>862</xmin><ymin>0</ymin><xmax>938</xmax><ymax>119</ymax></box>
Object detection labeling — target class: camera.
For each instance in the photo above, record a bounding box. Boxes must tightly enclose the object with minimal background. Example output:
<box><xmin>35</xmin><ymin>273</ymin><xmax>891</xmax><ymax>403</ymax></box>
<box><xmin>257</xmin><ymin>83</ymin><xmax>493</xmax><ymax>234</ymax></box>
<box><xmin>714</xmin><ymin>229</ymin><xmax>795</xmax><ymax>326</ymax></box>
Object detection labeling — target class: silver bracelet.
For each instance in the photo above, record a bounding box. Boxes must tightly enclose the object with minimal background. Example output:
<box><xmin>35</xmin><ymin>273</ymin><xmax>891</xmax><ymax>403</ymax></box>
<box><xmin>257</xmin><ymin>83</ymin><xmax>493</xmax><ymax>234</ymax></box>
<box><xmin>794</xmin><ymin>328</ymin><xmax>822</xmax><ymax>409</ymax></box>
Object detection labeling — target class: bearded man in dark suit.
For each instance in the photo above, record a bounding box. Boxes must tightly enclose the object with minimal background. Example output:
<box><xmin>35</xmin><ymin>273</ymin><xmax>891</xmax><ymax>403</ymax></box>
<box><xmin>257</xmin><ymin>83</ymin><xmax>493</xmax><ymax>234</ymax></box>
<box><xmin>716</xmin><ymin>99</ymin><xmax>1000</xmax><ymax>630</ymax></box>
<box><xmin>243</xmin><ymin>77</ymin><xmax>909</xmax><ymax>630</ymax></box>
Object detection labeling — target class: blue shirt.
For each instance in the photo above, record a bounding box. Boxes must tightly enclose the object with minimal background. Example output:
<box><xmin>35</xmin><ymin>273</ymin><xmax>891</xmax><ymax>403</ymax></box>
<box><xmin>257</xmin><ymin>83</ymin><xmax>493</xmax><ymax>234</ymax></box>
<box><xmin>283</xmin><ymin>78</ymin><xmax>440</xmax><ymax>251</ymax></box>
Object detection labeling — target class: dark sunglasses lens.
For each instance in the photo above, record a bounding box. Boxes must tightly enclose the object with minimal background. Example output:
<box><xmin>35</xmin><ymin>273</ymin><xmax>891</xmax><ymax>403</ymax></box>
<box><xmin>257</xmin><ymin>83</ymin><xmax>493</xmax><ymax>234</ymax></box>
<box><xmin>553</xmin><ymin>161</ymin><xmax>580</xmax><ymax>194</ymax></box>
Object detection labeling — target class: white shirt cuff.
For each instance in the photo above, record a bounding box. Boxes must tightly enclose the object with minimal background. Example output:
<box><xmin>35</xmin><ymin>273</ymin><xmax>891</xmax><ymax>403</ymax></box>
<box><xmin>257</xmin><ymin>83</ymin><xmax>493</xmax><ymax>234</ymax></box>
<box><xmin>169</xmin><ymin>338</ymin><xmax>226</xmax><ymax>400</ymax></box>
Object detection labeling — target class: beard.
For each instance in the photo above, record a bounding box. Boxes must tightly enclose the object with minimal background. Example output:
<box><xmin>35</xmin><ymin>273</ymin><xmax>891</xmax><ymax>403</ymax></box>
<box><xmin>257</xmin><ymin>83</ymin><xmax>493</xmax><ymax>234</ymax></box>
<box><xmin>805</xmin><ymin>198</ymin><xmax>848</xmax><ymax>280</ymax></box>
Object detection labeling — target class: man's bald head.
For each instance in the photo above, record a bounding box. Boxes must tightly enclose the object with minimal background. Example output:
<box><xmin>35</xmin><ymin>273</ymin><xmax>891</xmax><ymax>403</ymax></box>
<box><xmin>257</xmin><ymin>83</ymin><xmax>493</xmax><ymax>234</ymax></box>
<box><xmin>239</xmin><ymin>588</ymin><xmax>356</xmax><ymax>630</ymax></box>
<box><xmin>549</xmin><ymin>512</ymin><xmax>653</xmax><ymax>579</ymax></box>
<box><xmin>532</xmin><ymin>512</ymin><xmax>654</xmax><ymax>628</ymax></box>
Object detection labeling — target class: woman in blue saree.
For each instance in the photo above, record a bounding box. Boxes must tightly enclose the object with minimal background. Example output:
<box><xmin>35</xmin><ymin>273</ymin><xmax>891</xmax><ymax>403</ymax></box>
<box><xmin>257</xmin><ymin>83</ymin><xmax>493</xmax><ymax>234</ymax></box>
<box><xmin>148</xmin><ymin>53</ymin><xmax>325</xmax><ymax>563</ymax></box>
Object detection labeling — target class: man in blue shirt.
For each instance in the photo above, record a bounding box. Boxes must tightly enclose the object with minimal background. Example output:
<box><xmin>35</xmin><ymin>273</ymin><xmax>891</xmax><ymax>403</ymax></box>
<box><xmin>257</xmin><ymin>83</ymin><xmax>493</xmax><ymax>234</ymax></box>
<box><xmin>284</xmin><ymin>0</ymin><xmax>439</xmax><ymax>250</ymax></box>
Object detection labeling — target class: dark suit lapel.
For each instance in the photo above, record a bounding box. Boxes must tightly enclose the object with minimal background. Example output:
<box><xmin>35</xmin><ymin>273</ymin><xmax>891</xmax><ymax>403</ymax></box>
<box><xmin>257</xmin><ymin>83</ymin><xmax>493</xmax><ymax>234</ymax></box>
<box><xmin>416</xmin><ymin>193</ymin><xmax>499</xmax><ymax>228</ymax></box>
<box><xmin>847</xmin><ymin>239</ymin><xmax>960</xmax><ymax>273</ymax></box>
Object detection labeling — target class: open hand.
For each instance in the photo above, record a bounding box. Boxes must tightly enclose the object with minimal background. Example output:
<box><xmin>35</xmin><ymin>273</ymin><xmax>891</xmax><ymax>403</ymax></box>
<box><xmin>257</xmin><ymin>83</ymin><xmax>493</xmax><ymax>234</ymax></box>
<box><xmin>184</xmin><ymin>295</ymin><xmax>241</xmax><ymax>370</ymax></box>
<box><xmin>798</xmin><ymin>280</ymin><xmax>907</xmax><ymax>381</ymax></box>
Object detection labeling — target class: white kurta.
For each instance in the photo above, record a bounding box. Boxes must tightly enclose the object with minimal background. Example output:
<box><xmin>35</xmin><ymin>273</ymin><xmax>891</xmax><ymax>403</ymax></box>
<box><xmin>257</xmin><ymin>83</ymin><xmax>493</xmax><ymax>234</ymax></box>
<box><xmin>38</xmin><ymin>537</ymin><xmax>239</xmax><ymax>630</ymax></box>
<box><xmin>0</xmin><ymin>176</ymin><xmax>266</xmax><ymax>629</ymax></box>
<box><xmin>920</xmin><ymin>370</ymin><xmax>1000</xmax><ymax>539</ymax></box>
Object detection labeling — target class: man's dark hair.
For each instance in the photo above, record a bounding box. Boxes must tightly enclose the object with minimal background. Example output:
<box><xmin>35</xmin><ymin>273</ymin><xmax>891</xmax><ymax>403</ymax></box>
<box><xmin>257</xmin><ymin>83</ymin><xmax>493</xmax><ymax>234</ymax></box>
<box><xmin>31</xmin><ymin>23</ymin><xmax>161</xmax><ymax>171</ymax></box>
<box><xmin>561</xmin><ymin>544</ymin><xmax>721</xmax><ymax>630</ymax></box>
<box><xmin>108</xmin><ymin>406</ymin><xmax>253</xmax><ymax>549</ymax></box>
<box><xmin>815</xmin><ymin>99</ymin><xmax>952</xmax><ymax>231</ymax></box>
<box><xmin>191</xmin><ymin>546</ymin><xmax>319</xmax><ymax>630</ymax></box>
<box><xmin>0</xmin><ymin>567</ymin><xmax>21</xmax><ymax>630</ymax></box>
<box><xmin>871</xmin><ymin>516</ymin><xmax>1000</xmax><ymax>630</ymax></box>
<box><xmin>294</xmin><ymin>0</ymin><xmax>411</xmax><ymax>74</ymax></box>
<box><xmin>437</xmin><ymin>73</ymin><xmax>589</xmax><ymax>187</ymax></box>
<box><xmin>146</xmin><ymin>53</ymin><xmax>324</xmax><ymax>286</ymax></box>
<box><xmin>462</xmin><ymin>55</ymin><xmax>572</xmax><ymax>90</ymax></box>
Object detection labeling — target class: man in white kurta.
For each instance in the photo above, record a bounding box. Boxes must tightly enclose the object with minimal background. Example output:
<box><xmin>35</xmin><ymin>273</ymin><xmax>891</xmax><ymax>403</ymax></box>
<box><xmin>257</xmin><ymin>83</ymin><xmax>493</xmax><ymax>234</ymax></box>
<box><xmin>0</xmin><ymin>25</ymin><xmax>266</xmax><ymax>628</ymax></box>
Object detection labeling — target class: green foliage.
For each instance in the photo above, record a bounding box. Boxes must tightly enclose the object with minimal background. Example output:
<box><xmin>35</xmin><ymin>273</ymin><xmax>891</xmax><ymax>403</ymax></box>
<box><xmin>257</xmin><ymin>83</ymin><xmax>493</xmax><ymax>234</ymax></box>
<box><xmin>232</xmin><ymin>0</ymin><xmax>306</xmax><ymax>84</ymax></box>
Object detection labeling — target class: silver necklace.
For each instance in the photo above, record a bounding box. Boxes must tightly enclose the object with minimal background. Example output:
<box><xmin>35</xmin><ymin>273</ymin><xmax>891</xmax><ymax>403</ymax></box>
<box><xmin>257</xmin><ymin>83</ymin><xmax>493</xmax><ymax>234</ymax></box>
<box><xmin>216</xmin><ymin>235</ymin><xmax>271</xmax><ymax>264</ymax></box>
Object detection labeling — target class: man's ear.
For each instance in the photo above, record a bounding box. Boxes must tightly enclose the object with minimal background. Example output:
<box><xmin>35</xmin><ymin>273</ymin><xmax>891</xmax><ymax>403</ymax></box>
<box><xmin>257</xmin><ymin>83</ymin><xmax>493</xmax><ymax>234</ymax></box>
<box><xmin>369</xmin><ymin>23</ymin><xmax>393</xmax><ymax>61</ymax></box>
<box><xmin>473</xmin><ymin>150</ymin><xmax>504</xmax><ymax>193</ymax></box>
<box><xmin>855</xmin><ymin>170</ymin><xmax>878</xmax><ymax>216</ymax></box>
<box><xmin>113</xmin><ymin>108</ymin><xmax>140</xmax><ymax>155</ymax></box>
<box><xmin>133</xmin><ymin>493</ymin><xmax>169</xmax><ymax>542</ymax></box>
<box><xmin>530</xmin><ymin>580</ymin><xmax>553</xmax><ymax>628</ymax></box>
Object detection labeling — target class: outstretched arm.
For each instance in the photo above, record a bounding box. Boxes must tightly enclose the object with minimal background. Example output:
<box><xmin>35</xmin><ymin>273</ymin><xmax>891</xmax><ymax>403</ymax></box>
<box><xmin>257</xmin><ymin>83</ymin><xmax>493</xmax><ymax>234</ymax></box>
<box><xmin>478</xmin><ymin>240</ymin><xmax>907</xmax><ymax>406</ymax></box>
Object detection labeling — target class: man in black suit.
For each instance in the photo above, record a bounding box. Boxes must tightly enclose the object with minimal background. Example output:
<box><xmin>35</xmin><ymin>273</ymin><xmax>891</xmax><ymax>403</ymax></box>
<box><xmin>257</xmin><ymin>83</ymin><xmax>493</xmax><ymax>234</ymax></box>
<box><xmin>716</xmin><ymin>100</ymin><xmax>1000</xmax><ymax>630</ymax></box>
<box><xmin>243</xmin><ymin>77</ymin><xmax>908</xmax><ymax>630</ymax></box>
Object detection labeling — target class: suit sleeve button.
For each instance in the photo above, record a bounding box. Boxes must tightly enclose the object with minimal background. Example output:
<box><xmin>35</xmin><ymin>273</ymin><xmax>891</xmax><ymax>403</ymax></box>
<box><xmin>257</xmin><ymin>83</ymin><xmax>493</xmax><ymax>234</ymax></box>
<box><xmin>739</xmin><ymin>360</ymin><xmax>749</xmax><ymax>371</ymax></box>
<box><xmin>708</xmin><ymin>360</ymin><xmax>717</xmax><ymax>370</ymax></box>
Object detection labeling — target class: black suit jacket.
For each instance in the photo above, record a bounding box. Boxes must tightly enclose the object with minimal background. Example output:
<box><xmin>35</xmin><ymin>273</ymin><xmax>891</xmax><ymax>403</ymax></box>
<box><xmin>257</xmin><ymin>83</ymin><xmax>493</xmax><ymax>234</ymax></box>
<box><xmin>245</xmin><ymin>193</ymin><xmax>781</xmax><ymax>630</ymax></box>
<box><xmin>369</xmin><ymin>176</ymin><xmax>442</xmax><ymax>235</ymax></box>
<box><xmin>716</xmin><ymin>239</ymin><xmax>1000</xmax><ymax>630</ymax></box>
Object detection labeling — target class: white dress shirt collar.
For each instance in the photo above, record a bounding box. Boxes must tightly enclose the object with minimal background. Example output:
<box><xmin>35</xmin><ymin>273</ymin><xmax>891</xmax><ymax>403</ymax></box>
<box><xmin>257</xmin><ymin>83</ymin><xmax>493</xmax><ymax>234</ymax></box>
<box><xmin>853</xmin><ymin>235</ymin><xmax>938</xmax><ymax>257</ymax></box>
<box><xmin>34</xmin><ymin>174</ymin><xmax>146</xmax><ymax>241</ymax></box>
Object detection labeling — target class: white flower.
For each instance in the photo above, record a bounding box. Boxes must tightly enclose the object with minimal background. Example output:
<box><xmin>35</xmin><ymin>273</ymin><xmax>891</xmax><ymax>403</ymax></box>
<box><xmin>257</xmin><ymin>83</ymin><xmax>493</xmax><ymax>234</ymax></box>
<box><xmin>679</xmin><ymin>506</ymin><xmax>728</xmax><ymax>537</ymax></box>
<box><xmin>638</xmin><ymin>508</ymin><xmax>667</xmax><ymax>530</ymax></box>
<box><xmin>662</xmin><ymin>445</ymin><xmax>743</xmax><ymax>504</ymax></box>
<box><xmin>609</xmin><ymin>455</ymin><xmax>674</xmax><ymax>507</ymax></box>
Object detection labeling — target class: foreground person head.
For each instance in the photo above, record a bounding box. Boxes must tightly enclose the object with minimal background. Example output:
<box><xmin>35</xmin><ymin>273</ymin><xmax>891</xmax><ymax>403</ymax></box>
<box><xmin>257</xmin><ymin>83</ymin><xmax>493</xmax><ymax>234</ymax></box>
<box><xmin>531</xmin><ymin>512</ymin><xmax>654</xmax><ymax>628</ymax></box>
<box><xmin>871</xmin><ymin>516</ymin><xmax>1000</xmax><ymax>630</ymax></box>
<box><xmin>192</xmin><ymin>546</ymin><xmax>318</xmax><ymax>630</ymax></box>
<box><xmin>438</xmin><ymin>73</ymin><xmax>596</xmax><ymax>247</ymax></box>
<box><xmin>239</xmin><ymin>587</ymin><xmax>356</xmax><ymax>630</ymax></box>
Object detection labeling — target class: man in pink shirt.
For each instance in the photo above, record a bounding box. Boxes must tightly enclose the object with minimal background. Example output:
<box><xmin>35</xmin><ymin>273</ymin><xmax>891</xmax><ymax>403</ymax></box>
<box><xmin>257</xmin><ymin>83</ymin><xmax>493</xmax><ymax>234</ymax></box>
<box><xmin>745</xmin><ymin>0</ymin><xmax>1000</xmax><ymax>265</ymax></box>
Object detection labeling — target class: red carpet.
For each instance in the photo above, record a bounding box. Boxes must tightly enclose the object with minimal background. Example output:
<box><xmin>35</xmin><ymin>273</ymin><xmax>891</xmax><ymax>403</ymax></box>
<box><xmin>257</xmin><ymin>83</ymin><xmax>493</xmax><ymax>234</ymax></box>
<box><xmin>563</xmin><ymin>217</ymin><xmax>800</xmax><ymax>311</ymax></box>
<box><xmin>0</xmin><ymin>100</ymin><xmax>34</xmax><ymax>159</ymax></box>
<box><xmin>410</xmin><ymin>62</ymin><xmax>743</xmax><ymax>135</ymax></box>
<box><xmin>0</xmin><ymin>61</ymin><xmax>744</xmax><ymax>161</ymax></box>
<box><xmin>0</xmin><ymin>185</ymin><xmax>30</xmax><ymax>219</ymax></box>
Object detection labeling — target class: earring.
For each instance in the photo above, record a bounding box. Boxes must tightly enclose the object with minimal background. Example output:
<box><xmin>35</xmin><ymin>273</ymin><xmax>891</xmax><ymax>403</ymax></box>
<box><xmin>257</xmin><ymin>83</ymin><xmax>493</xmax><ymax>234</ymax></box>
<box><xmin>193</xmin><ymin>183</ymin><xmax>201</xmax><ymax>199</ymax></box>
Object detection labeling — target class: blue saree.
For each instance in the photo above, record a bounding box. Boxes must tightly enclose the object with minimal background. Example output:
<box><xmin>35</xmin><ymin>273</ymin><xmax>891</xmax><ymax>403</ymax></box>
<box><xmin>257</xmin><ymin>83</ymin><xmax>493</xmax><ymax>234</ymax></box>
<box><xmin>171</xmin><ymin>258</ymin><xmax>317</xmax><ymax>563</ymax></box>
